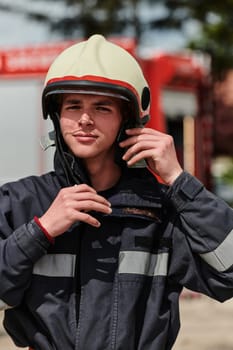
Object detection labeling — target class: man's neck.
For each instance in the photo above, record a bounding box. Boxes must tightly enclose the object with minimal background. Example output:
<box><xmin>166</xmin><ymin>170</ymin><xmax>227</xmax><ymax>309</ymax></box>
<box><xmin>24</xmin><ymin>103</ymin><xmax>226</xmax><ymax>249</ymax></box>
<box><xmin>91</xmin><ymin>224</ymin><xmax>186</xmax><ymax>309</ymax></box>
<box><xmin>84</xmin><ymin>157</ymin><xmax>122</xmax><ymax>192</ymax></box>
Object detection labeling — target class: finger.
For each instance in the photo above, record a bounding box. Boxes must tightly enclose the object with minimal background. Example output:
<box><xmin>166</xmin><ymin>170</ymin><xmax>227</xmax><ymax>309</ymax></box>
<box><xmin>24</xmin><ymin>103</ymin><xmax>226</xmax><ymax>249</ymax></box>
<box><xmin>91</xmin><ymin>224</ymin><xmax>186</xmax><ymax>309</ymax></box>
<box><xmin>72</xmin><ymin>185</ymin><xmax>112</xmax><ymax>206</ymax></box>
<box><xmin>59</xmin><ymin>189</ymin><xmax>111</xmax><ymax>207</ymax></box>
<box><xmin>72</xmin><ymin>183</ymin><xmax>97</xmax><ymax>193</ymax></box>
<box><xmin>124</xmin><ymin>149</ymin><xmax>154</xmax><ymax>167</ymax></box>
<box><xmin>119</xmin><ymin>133</ymin><xmax>162</xmax><ymax>148</ymax></box>
<box><xmin>126</xmin><ymin>127</ymin><xmax>164</xmax><ymax>136</ymax></box>
<box><xmin>120</xmin><ymin>136</ymin><xmax>154</xmax><ymax>148</ymax></box>
<box><xmin>73</xmin><ymin>199</ymin><xmax>112</xmax><ymax>214</ymax></box>
<box><xmin>122</xmin><ymin>141</ymin><xmax>159</xmax><ymax>161</ymax></box>
<box><xmin>59</xmin><ymin>184</ymin><xmax>97</xmax><ymax>198</ymax></box>
<box><xmin>76</xmin><ymin>211</ymin><xmax>101</xmax><ymax>227</ymax></box>
<box><xmin>74</xmin><ymin>193</ymin><xmax>112</xmax><ymax>207</ymax></box>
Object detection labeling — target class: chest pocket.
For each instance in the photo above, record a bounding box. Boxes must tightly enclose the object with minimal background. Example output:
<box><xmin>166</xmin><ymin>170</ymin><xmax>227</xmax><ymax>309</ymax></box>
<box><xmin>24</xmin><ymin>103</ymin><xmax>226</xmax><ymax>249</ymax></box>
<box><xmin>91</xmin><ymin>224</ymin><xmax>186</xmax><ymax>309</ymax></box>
<box><xmin>109</xmin><ymin>196</ymin><xmax>170</xmax><ymax>278</ymax></box>
<box><xmin>97</xmin><ymin>190</ymin><xmax>171</xmax><ymax>277</ymax></box>
<box><xmin>110</xmin><ymin>200</ymin><xmax>165</xmax><ymax>248</ymax></box>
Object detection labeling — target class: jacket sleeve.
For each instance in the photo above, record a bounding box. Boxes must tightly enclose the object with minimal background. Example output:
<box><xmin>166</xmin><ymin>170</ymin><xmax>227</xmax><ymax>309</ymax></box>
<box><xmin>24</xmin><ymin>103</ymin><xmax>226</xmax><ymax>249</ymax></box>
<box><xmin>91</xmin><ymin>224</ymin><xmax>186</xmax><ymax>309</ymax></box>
<box><xmin>0</xmin><ymin>188</ymin><xmax>51</xmax><ymax>309</ymax></box>
<box><xmin>167</xmin><ymin>171</ymin><xmax>233</xmax><ymax>302</ymax></box>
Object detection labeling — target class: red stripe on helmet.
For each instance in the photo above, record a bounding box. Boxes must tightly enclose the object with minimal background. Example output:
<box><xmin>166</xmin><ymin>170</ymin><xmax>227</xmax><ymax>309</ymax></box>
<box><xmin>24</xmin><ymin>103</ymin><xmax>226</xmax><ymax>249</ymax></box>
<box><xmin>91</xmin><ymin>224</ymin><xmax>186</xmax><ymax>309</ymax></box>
<box><xmin>46</xmin><ymin>75</ymin><xmax>140</xmax><ymax>102</ymax></box>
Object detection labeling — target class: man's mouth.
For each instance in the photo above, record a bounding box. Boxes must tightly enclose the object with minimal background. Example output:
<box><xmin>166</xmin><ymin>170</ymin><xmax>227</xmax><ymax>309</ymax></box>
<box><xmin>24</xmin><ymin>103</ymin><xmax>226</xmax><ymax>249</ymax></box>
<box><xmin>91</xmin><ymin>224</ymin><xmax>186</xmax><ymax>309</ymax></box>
<box><xmin>73</xmin><ymin>132</ymin><xmax>98</xmax><ymax>143</ymax></box>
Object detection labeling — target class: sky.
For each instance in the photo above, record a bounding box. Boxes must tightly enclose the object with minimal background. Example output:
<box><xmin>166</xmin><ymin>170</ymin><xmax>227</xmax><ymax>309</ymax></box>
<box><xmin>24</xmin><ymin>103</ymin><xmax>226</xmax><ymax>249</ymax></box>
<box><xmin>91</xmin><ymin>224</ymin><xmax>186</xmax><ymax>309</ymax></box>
<box><xmin>0</xmin><ymin>9</ymin><xmax>59</xmax><ymax>49</ymax></box>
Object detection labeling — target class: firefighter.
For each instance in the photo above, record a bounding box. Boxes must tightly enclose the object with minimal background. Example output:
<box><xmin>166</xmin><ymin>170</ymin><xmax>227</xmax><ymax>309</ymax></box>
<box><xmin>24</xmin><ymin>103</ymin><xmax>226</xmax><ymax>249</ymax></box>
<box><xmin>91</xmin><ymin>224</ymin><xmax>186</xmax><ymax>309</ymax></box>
<box><xmin>0</xmin><ymin>34</ymin><xmax>233</xmax><ymax>350</ymax></box>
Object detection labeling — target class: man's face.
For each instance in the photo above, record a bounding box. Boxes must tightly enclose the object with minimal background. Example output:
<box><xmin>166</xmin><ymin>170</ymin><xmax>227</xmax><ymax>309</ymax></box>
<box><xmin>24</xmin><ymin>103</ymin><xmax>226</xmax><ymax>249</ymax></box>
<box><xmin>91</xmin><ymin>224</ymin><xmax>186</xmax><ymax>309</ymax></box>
<box><xmin>60</xmin><ymin>93</ymin><xmax>123</xmax><ymax>162</ymax></box>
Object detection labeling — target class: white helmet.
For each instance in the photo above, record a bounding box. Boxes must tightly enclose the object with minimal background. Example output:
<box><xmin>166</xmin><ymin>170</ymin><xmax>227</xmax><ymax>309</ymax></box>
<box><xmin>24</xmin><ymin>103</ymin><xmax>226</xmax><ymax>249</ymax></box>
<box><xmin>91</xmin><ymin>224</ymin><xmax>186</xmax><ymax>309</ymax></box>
<box><xmin>42</xmin><ymin>35</ymin><xmax>151</xmax><ymax>183</ymax></box>
<box><xmin>42</xmin><ymin>34</ymin><xmax>150</xmax><ymax>126</ymax></box>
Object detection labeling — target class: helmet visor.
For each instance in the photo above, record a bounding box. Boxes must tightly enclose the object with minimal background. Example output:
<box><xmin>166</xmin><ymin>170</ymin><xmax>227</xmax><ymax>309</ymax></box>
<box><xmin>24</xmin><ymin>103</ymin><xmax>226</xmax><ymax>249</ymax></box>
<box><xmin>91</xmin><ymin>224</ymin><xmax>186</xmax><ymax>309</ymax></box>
<box><xmin>42</xmin><ymin>80</ymin><xmax>139</xmax><ymax>122</ymax></box>
<box><xmin>45</xmin><ymin>87</ymin><xmax>130</xmax><ymax>102</ymax></box>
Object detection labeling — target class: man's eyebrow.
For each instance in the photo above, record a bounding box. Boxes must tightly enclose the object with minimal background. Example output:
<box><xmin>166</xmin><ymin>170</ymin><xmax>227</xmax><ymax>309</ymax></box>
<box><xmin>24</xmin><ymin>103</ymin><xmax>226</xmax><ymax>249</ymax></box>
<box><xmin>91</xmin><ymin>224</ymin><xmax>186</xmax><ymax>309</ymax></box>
<box><xmin>62</xmin><ymin>97</ymin><xmax>118</xmax><ymax>109</ymax></box>
<box><xmin>64</xmin><ymin>98</ymin><xmax>81</xmax><ymax>104</ymax></box>
<box><xmin>63</xmin><ymin>98</ymin><xmax>115</xmax><ymax>105</ymax></box>
<box><xmin>94</xmin><ymin>99</ymin><xmax>115</xmax><ymax>106</ymax></box>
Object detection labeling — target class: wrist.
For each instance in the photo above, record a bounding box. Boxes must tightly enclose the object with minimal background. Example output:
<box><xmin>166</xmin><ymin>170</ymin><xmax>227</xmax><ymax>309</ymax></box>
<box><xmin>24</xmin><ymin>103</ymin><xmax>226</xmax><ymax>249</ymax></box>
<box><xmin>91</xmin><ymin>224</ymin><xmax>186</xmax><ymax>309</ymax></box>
<box><xmin>34</xmin><ymin>216</ymin><xmax>55</xmax><ymax>244</ymax></box>
<box><xmin>164</xmin><ymin>168</ymin><xmax>183</xmax><ymax>186</ymax></box>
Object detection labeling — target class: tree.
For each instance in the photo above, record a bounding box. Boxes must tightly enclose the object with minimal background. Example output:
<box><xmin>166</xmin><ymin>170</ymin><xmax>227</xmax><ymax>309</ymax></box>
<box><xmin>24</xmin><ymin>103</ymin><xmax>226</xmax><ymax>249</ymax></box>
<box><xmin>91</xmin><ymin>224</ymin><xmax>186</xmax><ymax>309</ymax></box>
<box><xmin>161</xmin><ymin>0</ymin><xmax>233</xmax><ymax>79</ymax></box>
<box><xmin>26</xmin><ymin>0</ymin><xmax>142</xmax><ymax>40</ymax></box>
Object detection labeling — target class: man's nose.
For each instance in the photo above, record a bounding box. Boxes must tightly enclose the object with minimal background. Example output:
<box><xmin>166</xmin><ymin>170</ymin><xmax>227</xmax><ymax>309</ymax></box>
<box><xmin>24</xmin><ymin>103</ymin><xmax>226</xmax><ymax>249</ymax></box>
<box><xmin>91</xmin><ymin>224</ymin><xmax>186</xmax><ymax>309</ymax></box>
<box><xmin>78</xmin><ymin>112</ymin><xmax>94</xmax><ymax>126</ymax></box>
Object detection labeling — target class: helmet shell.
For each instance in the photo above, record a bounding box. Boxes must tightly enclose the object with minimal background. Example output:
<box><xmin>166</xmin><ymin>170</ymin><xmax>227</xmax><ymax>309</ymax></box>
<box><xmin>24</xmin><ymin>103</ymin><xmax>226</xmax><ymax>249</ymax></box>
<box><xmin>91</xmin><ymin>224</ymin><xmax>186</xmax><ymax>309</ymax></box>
<box><xmin>42</xmin><ymin>34</ymin><xmax>150</xmax><ymax>125</ymax></box>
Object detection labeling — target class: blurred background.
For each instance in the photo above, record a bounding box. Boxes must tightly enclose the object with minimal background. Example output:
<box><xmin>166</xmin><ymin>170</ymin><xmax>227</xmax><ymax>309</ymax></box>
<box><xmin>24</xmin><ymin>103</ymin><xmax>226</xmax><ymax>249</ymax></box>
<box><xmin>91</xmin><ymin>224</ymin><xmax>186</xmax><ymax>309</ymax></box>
<box><xmin>0</xmin><ymin>0</ymin><xmax>233</xmax><ymax>349</ymax></box>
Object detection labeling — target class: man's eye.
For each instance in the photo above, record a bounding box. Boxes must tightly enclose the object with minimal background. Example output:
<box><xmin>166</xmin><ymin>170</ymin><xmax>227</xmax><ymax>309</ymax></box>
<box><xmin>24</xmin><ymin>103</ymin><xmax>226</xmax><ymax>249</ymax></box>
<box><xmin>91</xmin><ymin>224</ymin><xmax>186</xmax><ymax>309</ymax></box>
<box><xmin>96</xmin><ymin>106</ymin><xmax>111</xmax><ymax>112</ymax></box>
<box><xmin>67</xmin><ymin>105</ymin><xmax>80</xmax><ymax>110</ymax></box>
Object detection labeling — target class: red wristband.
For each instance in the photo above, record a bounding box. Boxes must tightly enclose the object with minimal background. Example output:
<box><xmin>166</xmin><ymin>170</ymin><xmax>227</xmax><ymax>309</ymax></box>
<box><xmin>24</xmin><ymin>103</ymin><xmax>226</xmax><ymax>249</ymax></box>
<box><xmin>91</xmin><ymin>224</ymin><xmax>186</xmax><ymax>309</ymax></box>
<box><xmin>34</xmin><ymin>216</ymin><xmax>55</xmax><ymax>244</ymax></box>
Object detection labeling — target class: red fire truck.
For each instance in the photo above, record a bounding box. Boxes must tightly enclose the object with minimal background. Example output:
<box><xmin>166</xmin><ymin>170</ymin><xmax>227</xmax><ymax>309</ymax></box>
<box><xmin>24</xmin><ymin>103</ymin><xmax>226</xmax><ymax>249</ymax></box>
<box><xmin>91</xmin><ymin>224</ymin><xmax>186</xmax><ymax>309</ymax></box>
<box><xmin>0</xmin><ymin>39</ymin><xmax>213</xmax><ymax>188</ymax></box>
<box><xmin>141</xmin><ymin>51</ymin><xmax>213</xmax><ymax>188</ymax></box>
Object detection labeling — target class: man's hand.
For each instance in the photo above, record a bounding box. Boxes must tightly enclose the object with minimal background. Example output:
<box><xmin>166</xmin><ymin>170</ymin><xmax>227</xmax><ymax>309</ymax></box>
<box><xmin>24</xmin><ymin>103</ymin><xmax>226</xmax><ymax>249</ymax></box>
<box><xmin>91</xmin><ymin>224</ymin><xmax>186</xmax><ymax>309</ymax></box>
<box><xmin>119</xmin><ymin>128</ymin><xmax>183</xmax><ymax>185</ymax></box>
<box><xmin>39</xmin><ymin>184</ymin><xmax>112</xmax><ymax>237</ymax></box>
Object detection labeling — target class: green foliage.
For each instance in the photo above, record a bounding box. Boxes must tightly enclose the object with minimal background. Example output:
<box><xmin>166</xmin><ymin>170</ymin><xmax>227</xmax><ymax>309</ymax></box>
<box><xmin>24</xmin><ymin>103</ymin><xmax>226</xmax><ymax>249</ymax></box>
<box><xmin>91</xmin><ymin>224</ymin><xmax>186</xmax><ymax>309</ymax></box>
<box><xmin>222</xmin><ymin>159</ymin><xmax>233</xmax><ymax>184</ymax></box>
<box><xmin>50</xmin><ymin>0</ymin><xmax>140</xmax><ymax>38</ymax></box>
<box><xmin>163</xmin><ymin>0</ymin><xmax>233</xmax><ymax>78</ymax></box>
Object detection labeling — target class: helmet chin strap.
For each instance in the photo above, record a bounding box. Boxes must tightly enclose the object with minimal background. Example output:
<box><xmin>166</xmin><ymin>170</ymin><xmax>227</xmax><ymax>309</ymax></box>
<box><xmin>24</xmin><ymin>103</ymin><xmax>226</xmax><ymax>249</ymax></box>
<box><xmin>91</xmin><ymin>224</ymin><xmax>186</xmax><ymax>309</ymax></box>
<box><xmin>51</xmin><ymin>112</ymin><xmax>86</xmax><ymax>185</ymax></box>
<box><xmin>141</xmin><ymin>114</ymin><xmax>150</xmax><ymax>126</ymax></box>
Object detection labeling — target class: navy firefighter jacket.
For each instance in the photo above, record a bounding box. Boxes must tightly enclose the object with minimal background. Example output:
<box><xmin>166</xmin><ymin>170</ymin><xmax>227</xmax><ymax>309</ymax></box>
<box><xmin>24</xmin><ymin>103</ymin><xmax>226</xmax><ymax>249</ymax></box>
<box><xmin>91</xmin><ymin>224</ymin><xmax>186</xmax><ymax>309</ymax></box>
<box><xmin>0</xmin><ymin>159</ymin><xmax>233</xmax><ymax>350</ymax></box>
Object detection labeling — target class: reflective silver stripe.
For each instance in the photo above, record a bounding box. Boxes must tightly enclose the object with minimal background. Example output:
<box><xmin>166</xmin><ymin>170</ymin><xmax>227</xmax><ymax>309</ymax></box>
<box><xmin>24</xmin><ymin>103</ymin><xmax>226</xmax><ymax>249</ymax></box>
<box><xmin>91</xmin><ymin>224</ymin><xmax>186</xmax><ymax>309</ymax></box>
<box><xmin>200</xmin><ymin>229</ymin><xmax>233</xmax><ymax>272</ymax></box>
<box><xmin>33</xmin><ymin>254</ymin><xmax>76</xmax><ymax>277</ymax></box>
<box><xmin>118</xmin><ymin>251</ymin><xmax>168</xmax><ymax>276</ymax></box>
<box><xmin>0</xmin><ymin>299</ymin><xmax>12</xmax><ymax>311</ymax></box>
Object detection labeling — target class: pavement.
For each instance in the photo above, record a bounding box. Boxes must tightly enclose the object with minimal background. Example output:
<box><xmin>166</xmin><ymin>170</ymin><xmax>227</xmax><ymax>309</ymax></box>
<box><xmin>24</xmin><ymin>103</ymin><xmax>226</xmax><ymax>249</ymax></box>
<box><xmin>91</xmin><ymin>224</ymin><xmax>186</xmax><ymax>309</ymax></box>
<box><xmin>174</xmin><ymin>293</ymin><xmax>233</xmax><ymax>350</ymax></box>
